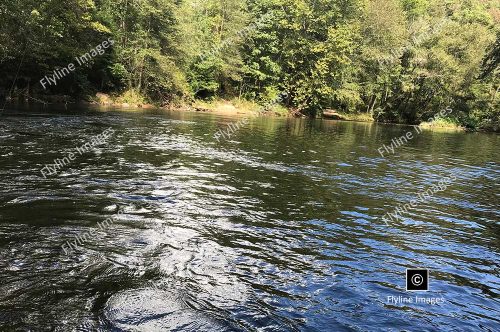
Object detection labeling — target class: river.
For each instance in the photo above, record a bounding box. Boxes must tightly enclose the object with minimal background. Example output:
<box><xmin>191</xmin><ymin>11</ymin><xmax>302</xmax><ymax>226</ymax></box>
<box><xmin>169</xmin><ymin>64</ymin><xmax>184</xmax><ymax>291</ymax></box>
<box><xmin>0</xmin><ymin>106</ymin><xmax>498</xmax><ymax>331</ymax></box>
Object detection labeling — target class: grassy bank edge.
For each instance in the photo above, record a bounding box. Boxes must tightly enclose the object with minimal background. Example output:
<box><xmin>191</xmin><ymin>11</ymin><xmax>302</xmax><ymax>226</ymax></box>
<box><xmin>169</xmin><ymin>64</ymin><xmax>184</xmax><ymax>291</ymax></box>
<box><xmin>16</xmin><ymin>91</ymin><xmax>488</xmax><ymax>132</ymax></box>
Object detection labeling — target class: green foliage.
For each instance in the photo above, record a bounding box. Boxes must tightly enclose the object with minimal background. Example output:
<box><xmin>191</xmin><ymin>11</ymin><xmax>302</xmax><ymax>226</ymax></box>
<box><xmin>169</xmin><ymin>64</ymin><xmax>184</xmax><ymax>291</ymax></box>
<box><xmin>466</xmin><ymin>34</ymin><xmax>499</xmax><ymax>131</ymax></box>
<box><xmin>401</xmin><ymin>0</ymin><xmax>431</xmax><ymax>18</ymax></box>
<box><xmin>115</xmin><ymin>89</ymin><xmax>145</xmax><ymax>105</ymax></box>
<box><xmin>96</xmin><ymin>0</ymin><xmax>189</xmax><ymax>105</ymax></box>
<box><xmin>178</xmin><ymin>0</ymin><xmax>250</xmax><ymax>98</ymax></box>
<box><xmin>0</xmin><ymin>0</ymin><xmax>108</xmax><ymax>96</ymax></box>
<box><xmin>0</xmin><ymin>0</ymin><xmax>498</xmax><ymax>130</ymax></box>
<box><xmin>357</xmin><ymin>0</ymin><xmax>498</xmax><ymax>129</ymax></box>
<box><xmin>242</xmin><ymin>0</ymin><xmax>363</xmax><ymax>115</ymax></box>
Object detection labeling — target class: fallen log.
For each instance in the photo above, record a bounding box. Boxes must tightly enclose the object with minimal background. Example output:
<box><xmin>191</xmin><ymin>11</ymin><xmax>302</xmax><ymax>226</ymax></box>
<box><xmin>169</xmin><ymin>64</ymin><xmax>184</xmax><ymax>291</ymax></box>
<box><xmin>323</xmin><ymin>109</ymin><xmax>345</xmax><ymax>120</ymax></box>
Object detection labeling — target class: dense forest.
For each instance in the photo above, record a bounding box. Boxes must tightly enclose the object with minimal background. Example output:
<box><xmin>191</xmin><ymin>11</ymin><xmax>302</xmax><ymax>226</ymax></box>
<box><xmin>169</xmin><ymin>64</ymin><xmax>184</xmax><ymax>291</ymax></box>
<box><xmin>0</xmin><ymin>0</ymin><xmax>498</xmax><ymax>130</ymax></box>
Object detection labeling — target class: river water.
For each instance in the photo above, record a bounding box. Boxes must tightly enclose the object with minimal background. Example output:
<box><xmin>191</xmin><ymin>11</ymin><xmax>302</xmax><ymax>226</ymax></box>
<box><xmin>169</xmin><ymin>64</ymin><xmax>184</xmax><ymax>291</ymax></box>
<box><xmin>0</xmin><ymin>106</ymin><xmax>498</xmax><ymax>331</ymax></box>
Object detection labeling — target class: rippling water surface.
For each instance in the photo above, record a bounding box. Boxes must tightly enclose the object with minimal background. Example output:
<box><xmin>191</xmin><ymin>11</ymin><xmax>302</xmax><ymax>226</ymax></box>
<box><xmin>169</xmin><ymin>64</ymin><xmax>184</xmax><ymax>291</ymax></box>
<box><xmin>0</xmin><ymin>107</ymin><xmax>499</xmax><ymax>331</ymax></box>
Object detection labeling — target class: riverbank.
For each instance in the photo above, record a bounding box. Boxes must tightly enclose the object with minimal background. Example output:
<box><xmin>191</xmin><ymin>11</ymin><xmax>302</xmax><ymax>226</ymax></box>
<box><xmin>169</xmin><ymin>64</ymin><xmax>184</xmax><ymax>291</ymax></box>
<box><xmin>93</xmin><ymin>94</ymin><xmax>295</xmax><ymax>117</ymax></box>
<box><xmin>91</xmin><ymin>93</ymin><xmax>376</xmax><ymax>121</ymax></box>
<box><xmin>419</xmin><ymin>118</ymin><xmax>465</xmax><ymax>131</ymax></box>
<box><xmin>1</xmin><ymin>93</ymin><xmax>491</xmax><ymax>133</ymax></box>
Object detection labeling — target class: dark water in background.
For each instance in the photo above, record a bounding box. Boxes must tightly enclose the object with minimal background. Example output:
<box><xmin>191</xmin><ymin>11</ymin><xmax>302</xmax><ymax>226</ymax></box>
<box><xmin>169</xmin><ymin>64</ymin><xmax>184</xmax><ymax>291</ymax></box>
<box><xmin>0</xmin><ymin>105</ymin><xmax>498</xmax><ymax>331</ymax></box>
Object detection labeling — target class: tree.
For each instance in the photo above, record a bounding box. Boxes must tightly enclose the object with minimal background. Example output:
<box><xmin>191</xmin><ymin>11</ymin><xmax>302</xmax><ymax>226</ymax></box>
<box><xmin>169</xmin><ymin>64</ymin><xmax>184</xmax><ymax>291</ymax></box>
<box><xmin>178</xmin><ymin>0</ymin><xmax>249</xmax><ymax>98</ymax></box>
<box><xmin>97</xmin><ymin>0</ymin><xmax>188</xmax><ymax>105</ymax></box>
<box><xmin>0</xmin><ymin>0</ymin><xmax>108</xmax><ymax>97</ymax></box>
